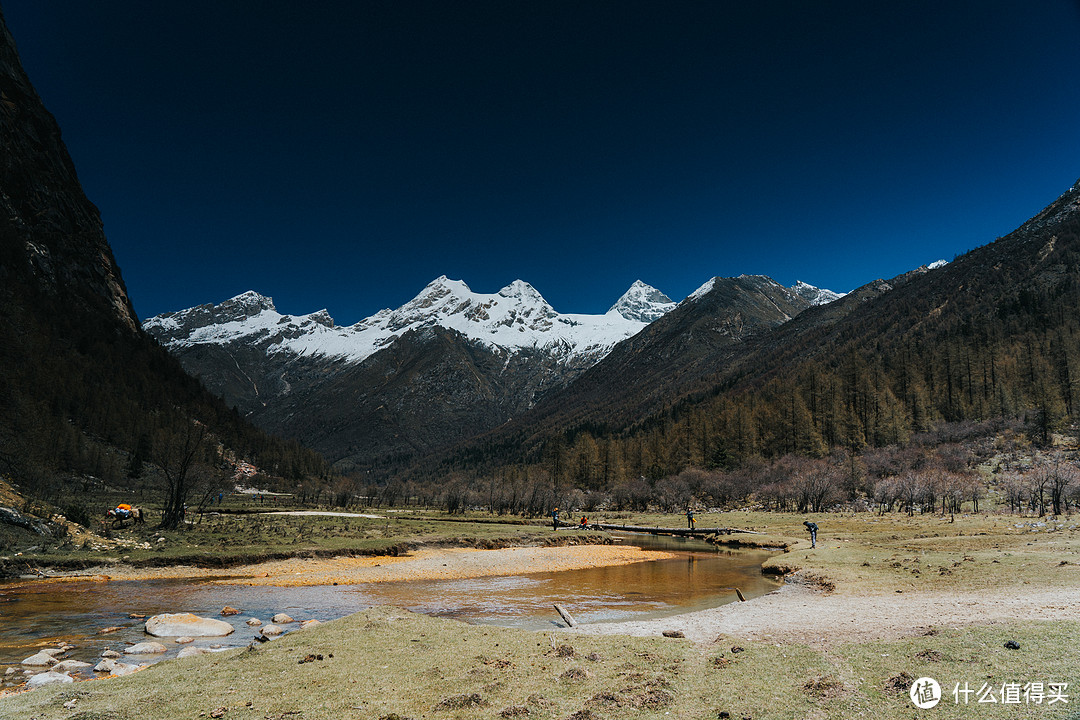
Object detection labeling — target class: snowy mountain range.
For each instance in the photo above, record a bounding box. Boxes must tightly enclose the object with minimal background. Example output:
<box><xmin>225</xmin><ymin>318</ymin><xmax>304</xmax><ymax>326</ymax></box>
<box><xmin>145</xmin><ymin>275</ymin><xmax>841</xmax><ymax>368</ymax></box>
<box><xmin>145</xmin><ymin>277</ymin><xmax>678</xmax><ymax>368</ymax></box>
<box><xmin>143</xmin><ymin>274</ymin><xmax>840</xmax><ymax>467</ymax></box>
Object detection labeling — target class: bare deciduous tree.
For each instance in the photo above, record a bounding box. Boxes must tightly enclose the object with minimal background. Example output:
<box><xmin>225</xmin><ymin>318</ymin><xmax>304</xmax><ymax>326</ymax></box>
<box><xmin>156</xmin><ymin>421</ymin><xmax>208</xmax><ymax>530</ymax></box>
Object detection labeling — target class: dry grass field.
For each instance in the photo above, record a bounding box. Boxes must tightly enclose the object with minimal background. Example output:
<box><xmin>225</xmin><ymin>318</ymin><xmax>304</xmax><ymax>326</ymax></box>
<box><xmin>2</xmin><ymin>508</ymin><xmax>1078</xmax><ymax>719</ymax></box>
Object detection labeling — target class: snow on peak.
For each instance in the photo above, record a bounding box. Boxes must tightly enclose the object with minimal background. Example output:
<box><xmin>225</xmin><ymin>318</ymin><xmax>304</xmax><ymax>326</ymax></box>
<box><xmin>225</xmin><ymin>290</ymin><xmax>272</xmax><ymax>307</ymax></box>
<box><xmin>498</xmin><ymin>279</ymin><xmax>544</xmax><ymax>301</ymax></box>
<box><xmin>790</xmin><ymin>280</ymin><xmax>844</xmax><ymax>306</ymax></box>
<box><xmin>684</xmin><ymin>277</ymin><xmax>717</xmax><ymax>304</ymax></box>
<box><xmin>142</xmin><ymin>290</ymin><xmax>279</xmax><ymax>337</ymax></box>
<box><xmin>610</xmin><ymin>280</ymin><xmax>675</xmax><ymax>322</ymax></box>
<box><xmin>680</xmin><ymin>276</ymin><xmax>843</xmax><ymax>307</ymax></box>
<box><xmin>144</xmin><ymin>277</ymin><xmax>666</xmax><ymax>368</ymax></box>
<box><xmin>927</xmin><ymin>259</ymin><xmax>948</xmax><ymax>270</ymax></box>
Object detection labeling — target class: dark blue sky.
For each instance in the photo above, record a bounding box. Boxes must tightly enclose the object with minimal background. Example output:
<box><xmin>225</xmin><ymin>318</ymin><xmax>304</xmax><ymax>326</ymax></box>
<box><xmin>5</xmin><ymin>1</ymin><xmax>1080</xmax><ymax>323</ymax></box>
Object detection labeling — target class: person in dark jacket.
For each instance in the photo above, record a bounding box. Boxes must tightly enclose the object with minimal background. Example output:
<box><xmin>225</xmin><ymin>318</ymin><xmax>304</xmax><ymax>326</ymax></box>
<box><xmin>803</xmin><ymin>520</ymin><xmax>818</xmax><ymax>548</ymax></box>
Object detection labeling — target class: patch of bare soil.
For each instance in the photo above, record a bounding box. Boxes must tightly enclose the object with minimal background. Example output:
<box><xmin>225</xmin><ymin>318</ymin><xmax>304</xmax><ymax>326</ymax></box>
<box><xmin>572</xmin><ymin>570</ymin><xmax>1080</xmax><ymax>648</ymax></box>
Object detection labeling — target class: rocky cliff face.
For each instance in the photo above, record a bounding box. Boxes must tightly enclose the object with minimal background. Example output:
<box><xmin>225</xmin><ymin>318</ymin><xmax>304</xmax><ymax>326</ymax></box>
<box><xmin>0</xmin><ymin>9</ymin><xmax>137</xmax><ymax>331</ymax></box>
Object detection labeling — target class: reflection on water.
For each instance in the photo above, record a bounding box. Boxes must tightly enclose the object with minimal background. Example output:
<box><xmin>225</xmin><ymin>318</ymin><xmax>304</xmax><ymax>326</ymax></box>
<box><xmin>0</xmin><ymin>533</ymin><xmax>779</xmax><ymax>674</ymax></box>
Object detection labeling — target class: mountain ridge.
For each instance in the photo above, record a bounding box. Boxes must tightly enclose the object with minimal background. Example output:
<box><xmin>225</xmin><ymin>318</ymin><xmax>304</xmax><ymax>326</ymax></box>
<box><xmin>144</xmin><ymin>275</ymin><xmax>840</xmax><ymax>468</ymax></box>
<box><xmin>145</xmin><ymin>277</ymin><xmax>680</xmax><ymax>368</ymax></box>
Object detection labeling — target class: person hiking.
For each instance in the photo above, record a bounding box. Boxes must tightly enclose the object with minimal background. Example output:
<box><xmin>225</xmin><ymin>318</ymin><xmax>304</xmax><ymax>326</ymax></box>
<box><xmin>803</xmin><ymin>520</ymin><xmax>818</xmax><ymax>548</ymax></box>
<box><xmin>552</xmin><ymin>507</ymin><xmax>559</xmax><ymax>531</ymax></box>
<box><xmin>686</xmin><ymin>507</ymin><xmax>695</xmax><ymax>530</ymax></box>
<box><xmin>579</xmin><ymin>515</ymin><xmax>588</xmax><ymax>529</ymax></box>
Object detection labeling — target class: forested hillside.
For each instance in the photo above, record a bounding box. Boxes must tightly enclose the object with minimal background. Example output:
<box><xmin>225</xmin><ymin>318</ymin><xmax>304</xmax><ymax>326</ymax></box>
<box><xmin>0</xmin><ymin>8</ymin><xmax>326</xmax><ymax>518</ymax></box>
<box><xmin>424</xmin><ymin>178</ymin><xmax>1080</xmax><ymax>501</ymax></box>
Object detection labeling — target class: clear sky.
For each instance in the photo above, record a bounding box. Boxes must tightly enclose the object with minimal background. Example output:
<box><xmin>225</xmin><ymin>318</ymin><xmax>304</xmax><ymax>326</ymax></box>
<box><xmin>4</xmin><ymin>1</ymin><xmax>1080</xmax><ymax>324</ymax></box>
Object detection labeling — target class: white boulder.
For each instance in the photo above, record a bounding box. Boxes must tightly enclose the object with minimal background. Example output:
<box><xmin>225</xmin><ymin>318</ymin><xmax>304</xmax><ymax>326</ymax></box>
<box><xmin>125</xmin><ymin>642</ymin><xmax>168</xmax><ymax>655</ymax></box>
<box><xmin>51</xmin><ymin>660</ymin><xmax>92</xmax><ymax>672</ymax></box>
<box><xmin>260</xmin><ymin>624</ymin><xmax>285</xmax><ymax>638</ymax></box>
<box><xmin>145</xmin><ymin>613</ymin><xmax>234</xmax><ymax>637</ymax></box>
<box><xmin>21</xmin><ymin>652</ymin><xmax>58</xmax><ymax>667</ymax></box>
<box><xmin>94</xmin><ymin>658</ymin><xmax>141</xmax><ymax>675</ymax></box>
<box><xmin>27</xmin><ymin>671</ymin><xmax>73</xmax><ymax>687</ymax></box>
<box><xmin>176</xmin><ymin>646</ymin><xmax>212</xmax><ymax>659</ymax></box>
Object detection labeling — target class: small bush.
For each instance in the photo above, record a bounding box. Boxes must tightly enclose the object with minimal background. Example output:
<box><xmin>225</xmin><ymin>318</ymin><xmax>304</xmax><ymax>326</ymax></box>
<box><xmin>63</xmin><ymin>503</ymin><xmax>93</xmax><ymax>528</ymax></box>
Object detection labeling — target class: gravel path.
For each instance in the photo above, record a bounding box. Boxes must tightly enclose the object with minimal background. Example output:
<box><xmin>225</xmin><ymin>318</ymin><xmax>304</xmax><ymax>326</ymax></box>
<box><xmin>570</xmin><ymin>572</ymin><xmax>1080</xmax><ymax>647</ymax></box>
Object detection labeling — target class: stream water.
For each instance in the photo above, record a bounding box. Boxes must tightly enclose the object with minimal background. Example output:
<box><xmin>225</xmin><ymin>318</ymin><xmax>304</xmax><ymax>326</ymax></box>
<box><xmin>0</xmin><ymin>534</ymin><xmax>780</xmax><ymax>681</ymax></box>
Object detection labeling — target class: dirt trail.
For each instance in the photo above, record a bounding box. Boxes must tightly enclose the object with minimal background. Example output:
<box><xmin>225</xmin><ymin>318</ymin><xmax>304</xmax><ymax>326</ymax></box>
<box><xmin>571</xmin><ymin>572</ymin><xmax>1080</xmax><ymax>647</ymax></box>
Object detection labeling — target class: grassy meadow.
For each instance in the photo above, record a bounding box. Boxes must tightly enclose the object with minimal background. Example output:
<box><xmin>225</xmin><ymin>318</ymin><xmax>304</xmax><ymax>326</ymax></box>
<box><xmin>2</xmin><ymin>607</ymin><xmax>1076</xmax><ymax>720</ymax></box>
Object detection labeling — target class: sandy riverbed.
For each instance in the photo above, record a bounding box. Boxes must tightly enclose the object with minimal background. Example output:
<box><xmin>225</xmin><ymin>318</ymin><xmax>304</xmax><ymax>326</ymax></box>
<box><xmin>82</xmin><ymin>544</ymin><xmax>681</xmax><ymax>586</ymax></box>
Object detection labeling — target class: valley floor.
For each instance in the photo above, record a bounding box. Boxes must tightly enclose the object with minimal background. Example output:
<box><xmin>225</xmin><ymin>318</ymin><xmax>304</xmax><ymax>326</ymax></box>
<box><xmin>3</xmin><ymin>511</ymin><xmax>1079</xmax><ymax>719</ymax></box>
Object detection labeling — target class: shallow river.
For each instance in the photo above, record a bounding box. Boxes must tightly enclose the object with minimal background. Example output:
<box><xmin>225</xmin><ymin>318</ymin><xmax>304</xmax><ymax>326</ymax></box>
<box><xmin>0</xmin><ymin>534</ymin><xmax>779</xmax><ymax>678</ymax></box>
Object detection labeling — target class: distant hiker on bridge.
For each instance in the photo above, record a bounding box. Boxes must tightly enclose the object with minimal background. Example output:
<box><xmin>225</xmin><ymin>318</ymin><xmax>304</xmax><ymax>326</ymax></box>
<box><xmin>686</xmin><ymin>508</ymin><xmax>695</xmax><ymax>530</ymax></box>
<box><xmin>803</xmin><ymin>520</ymin><xmax>818</xmax><ymax>548</ymax></box>
<box><xmin>579</xmin><ymin>515</ymin><xmax>588</xmax><ymax>529</ymax></box>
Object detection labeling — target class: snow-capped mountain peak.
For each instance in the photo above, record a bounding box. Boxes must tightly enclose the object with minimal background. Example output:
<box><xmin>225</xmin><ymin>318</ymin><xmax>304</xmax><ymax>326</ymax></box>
<box><xmin>680</xmin><ymin>276</ymin><xmax>843</xmax><ymax>307</ymax></box>
<box><xmin>144</xmin><ymin>277</ymin><xmax>678</xmax><ymax>369</ymax></box>
<box><xmin>228</xmin><ymin>290</ymin><xmax>276</xmax><ymax>312</ymax></box>
<box><xmin>610</xmin><ymin>280</ymin><xmax>676</xmax><ymax>322</ymax></box>
<box><xmin>498</xmin><ymin>279</ymin><xmax>545</xmax><ymax>302</ymax></box>
<box><xmin>790</xmin><ymin>280</ymin><xmax>844</xmax><ymax>306</ymax></box>
<box><xmin>142</xmin><ymin>290</ymin><xmax>279</xmax><ymax>336</ymax></box>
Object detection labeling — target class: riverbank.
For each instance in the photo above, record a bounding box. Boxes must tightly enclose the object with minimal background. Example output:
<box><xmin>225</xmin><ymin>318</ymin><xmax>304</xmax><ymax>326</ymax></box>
<box><xmin>63</xmin><ymin>544</ymin><xmax>682</xmax><ymax>585</ymax></box>
<box><xmin>573</xmin><ymin>571</ymin><xmax>1080</xmax><ymax>647</ymax></box>
<box><xmin>4</xmin><ymin>601</ymin><xmax>1076</xmax><ymax>720</ymax></box>
<box><xmin>0</xmin><ymin>509</ymin><xmax>610</xmax><ymax>578</ymax></box>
